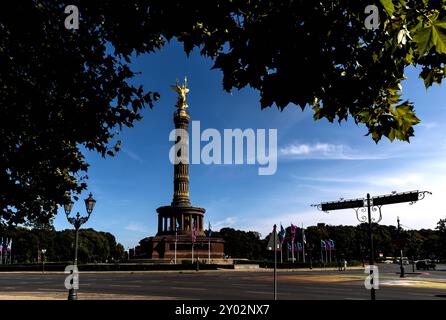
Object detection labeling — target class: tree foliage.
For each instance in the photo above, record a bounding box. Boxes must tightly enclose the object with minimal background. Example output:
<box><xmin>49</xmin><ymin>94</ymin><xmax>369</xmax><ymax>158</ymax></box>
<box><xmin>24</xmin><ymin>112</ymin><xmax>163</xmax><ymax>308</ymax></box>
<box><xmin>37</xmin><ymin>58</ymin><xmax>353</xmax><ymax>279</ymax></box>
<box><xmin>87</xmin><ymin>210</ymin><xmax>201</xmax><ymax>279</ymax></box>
<box><xmin>214</xmin><ymin>228</ymin><xmax>266</xmax><ymax>259</ymax></box>
<box><xmin>0</xmin><ymin>226</ymin><xmax>125</xmax><ymax>263</ymax></box>
<box><xmin>209</xmin><ymin>219</ymin><xmax>446</xmax><ymax>262</ymax></box>
<box><xmin>2</xmin><ymin>1</ymin><xmax>446</xmax><ymax>224</ymax></box>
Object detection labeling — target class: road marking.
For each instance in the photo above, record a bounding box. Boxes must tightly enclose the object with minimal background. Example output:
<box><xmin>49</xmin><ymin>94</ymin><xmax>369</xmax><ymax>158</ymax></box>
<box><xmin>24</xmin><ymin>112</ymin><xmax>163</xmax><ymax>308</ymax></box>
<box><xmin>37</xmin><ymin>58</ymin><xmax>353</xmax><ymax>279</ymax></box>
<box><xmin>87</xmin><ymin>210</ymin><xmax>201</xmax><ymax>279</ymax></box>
<box><xmin>169</xmin><ymin>287</ymin><xmax>207</xmax><ymax>291</ymax></box>
<box><xmin>244</xmin><ymin>291</ymin><xmax>273</xmax><ymax>295</ymax></box>
<box><xmin>37</xmin><ymin>288</ymin><xmax>66</xmax><ymax>292</ymax></box>
<box><xmin>405</xmin><ymin>292</ymin><xmax>435</xmax><ymax>297</ymax></box>
<box><xmin>109</xmin><ymin>284</ymin><xmax>142</xmax><ymax>288</ymax></box>
<box><xmin>231</xmin><ymin>283</ymin><xmax>269</xmax><ymax>288</ymax></box>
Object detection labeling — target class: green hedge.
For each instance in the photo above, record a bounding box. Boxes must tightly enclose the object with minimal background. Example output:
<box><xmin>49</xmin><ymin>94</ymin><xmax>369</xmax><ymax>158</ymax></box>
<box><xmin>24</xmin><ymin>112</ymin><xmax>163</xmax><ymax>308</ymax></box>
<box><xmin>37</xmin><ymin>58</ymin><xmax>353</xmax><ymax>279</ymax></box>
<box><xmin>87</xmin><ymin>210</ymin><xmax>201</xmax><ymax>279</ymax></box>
<box><xmin>0</xmin><ymin>263</ymin><xmax>222</xmax><ymax>272</ymax></box>
<box><xmin>234</xmin><ymin>259</ymin><xmax>363</xmax><ymax>269</ymax></box>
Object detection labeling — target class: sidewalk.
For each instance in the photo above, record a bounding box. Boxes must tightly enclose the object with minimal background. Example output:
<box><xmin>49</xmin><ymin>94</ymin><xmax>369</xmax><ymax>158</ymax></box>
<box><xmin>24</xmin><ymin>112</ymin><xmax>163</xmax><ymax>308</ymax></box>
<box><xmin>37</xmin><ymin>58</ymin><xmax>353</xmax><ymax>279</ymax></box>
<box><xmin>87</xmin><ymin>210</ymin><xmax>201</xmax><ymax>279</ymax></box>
<box><xmin>0</xmin><ymin>291</ymin><xmax>179</xmax><ymax>300</ymax></box>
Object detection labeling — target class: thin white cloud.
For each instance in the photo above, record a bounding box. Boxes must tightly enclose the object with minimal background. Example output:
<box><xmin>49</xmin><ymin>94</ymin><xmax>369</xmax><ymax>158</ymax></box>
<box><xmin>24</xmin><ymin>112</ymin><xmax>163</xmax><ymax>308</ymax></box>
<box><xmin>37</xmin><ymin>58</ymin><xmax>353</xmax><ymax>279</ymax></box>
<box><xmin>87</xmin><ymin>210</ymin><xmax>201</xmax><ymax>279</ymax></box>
<box><xmin>121</xmin><ymin>147</ymin><xmax>144</xmax><ymax>163</ymax></box>
<box><xmin>125</xmin><ymin>222</ymin><xmax>149</xmax><ymax>233</ymax></box>
<box><xmin>242</xmin><ymin>157</ymin><xmax>446</xmax><ymax>237</ymax></box>
<box><xmin>298</xmin><ymin>173</ymin><xmax>424</xmax><ymax>189</ymax></box>
<box><xmin>212</xmin><ymin>216</ymin><xmax>237</xmax><ymax>230</ymax></box>
<box><xmin>279</xmin><ymin>142</ymin><xmax>389</xmax><ymax>160</ymax></box>
<box><xmin>418</xmin><ymin>122</ymin><xmax>438</xmax><ymax>130</ymax></box>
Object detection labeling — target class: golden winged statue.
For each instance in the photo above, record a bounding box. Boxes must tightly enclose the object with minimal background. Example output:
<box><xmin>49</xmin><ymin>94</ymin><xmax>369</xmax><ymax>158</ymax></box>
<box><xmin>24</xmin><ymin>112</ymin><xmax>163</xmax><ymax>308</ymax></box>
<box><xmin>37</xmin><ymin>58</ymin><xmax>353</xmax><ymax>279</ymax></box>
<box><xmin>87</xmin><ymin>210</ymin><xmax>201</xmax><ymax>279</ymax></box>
<box><xmin>170</xmin><ymin>77</ymin><xmax>189</xmax><ymax>109</ymax></box>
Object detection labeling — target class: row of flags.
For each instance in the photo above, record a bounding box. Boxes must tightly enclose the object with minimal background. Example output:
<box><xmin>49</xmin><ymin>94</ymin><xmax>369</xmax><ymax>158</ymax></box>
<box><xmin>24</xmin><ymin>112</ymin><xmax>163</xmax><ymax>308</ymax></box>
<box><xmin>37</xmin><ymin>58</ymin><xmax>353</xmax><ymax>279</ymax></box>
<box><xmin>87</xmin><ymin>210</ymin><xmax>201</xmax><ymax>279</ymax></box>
<box><xmin>276</xmin><ymin>224</ymin><xmax>336</xmax><ymax>251</ymax></box>
<box><xmin>321</xmin><ymin>239</ymin><xmax>336</xmax><ymax>251</ymax></box>
<box><xmin>0</xmin><ymin>238</ymin><xmax>12</xmax><ymax>253</ymax></box>
<box><xmin>278</xmin><ymin>223</ymin><xmax>307</xmax><ymax>246</ymax></box>
<box><xmin>273</xmin><ymin>223</ymin><xmax>338</xmax><ymax>264</ymax></box>
<box><xmin>174</xmin><ymin>220</ymin><xmax>213</xmax><ymax>244</ymax></box>
<box><xmin>0</xmin><ymin>238</ymin><xmax>13</xmax><ymax>264</ymax></box>
<box><xmin>286</xmin><ymin>242</ymin><xmax>304</xmax><ymax>252</ymax></box>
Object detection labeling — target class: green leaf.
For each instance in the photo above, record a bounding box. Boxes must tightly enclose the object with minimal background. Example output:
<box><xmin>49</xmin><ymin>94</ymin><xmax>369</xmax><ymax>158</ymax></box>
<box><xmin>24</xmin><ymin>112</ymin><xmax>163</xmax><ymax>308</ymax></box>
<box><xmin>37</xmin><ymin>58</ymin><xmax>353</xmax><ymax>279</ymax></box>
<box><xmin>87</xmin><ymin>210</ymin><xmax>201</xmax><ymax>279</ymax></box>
<box><xmin>413</xmin><ymin>19</ymin><xmax>446</xmax><ymax>57</ymax></box>
<box><xmin>388</xmin><ymin>128</ymin><xmax>396</xmax><ymax>142</ymax></box>
<box><xmin>380</xmin><ymin>0</ymin><xmax>395</xmax><ymax>16</ymax></box>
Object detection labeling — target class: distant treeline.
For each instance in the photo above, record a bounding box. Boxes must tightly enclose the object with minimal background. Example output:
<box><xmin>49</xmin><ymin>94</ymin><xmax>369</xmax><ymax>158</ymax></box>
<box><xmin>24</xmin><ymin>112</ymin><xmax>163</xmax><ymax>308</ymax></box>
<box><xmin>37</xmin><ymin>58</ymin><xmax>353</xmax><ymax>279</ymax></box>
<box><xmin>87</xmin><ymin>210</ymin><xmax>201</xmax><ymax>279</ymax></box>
<box><xmin>4</xmin><ymin>217</ymin><xmax>446</xmax><ymax>264</ymax></box>
<box><xmin>0</xmin><ymin>227</ymin><xmax>125</xmax><ymax>264</ymax></box>
<box><xmin>202</xmin><ymin>218</ymin><xmax>446</xmax><ymax>262</ymax></box>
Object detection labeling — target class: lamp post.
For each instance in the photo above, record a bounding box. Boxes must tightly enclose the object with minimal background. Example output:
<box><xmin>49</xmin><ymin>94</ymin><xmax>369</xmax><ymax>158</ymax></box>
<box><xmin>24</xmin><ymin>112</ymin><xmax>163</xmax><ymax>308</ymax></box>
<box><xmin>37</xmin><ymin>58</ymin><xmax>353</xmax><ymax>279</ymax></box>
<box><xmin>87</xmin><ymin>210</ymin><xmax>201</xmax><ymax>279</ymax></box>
<box><xmin>397</xmin><ymin>217</ymin><xmax>405</xmax><ymax>278</ymax></box>
<box><xmin>41</xmin><ymin>249</ymin><xmax>46</xmax><ymax>274</ymax></box>
<box><xmin>360</xmin><ymin>244</ymin><xmax>365</xmax><ymax>268</ymax></box>
<box><xmin>308</xmin><ymin>244</ymin><xmax>314</xmax><ymax>269</ymax></box>
<box><xmin>64</xmin><ymin>192</ymin><xmax>96</xmax><ymax>300</ymax></box>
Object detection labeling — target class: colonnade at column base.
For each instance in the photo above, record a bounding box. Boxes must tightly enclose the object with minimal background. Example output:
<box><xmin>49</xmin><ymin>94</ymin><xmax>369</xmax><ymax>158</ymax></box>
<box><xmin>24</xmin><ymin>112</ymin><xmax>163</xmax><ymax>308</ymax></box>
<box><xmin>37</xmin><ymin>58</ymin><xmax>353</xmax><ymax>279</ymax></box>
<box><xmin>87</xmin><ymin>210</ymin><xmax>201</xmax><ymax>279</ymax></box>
<box><xmin>144</xmin><ymin>234</ymin><xmax>226</xmax><ymax>260</ymax></box>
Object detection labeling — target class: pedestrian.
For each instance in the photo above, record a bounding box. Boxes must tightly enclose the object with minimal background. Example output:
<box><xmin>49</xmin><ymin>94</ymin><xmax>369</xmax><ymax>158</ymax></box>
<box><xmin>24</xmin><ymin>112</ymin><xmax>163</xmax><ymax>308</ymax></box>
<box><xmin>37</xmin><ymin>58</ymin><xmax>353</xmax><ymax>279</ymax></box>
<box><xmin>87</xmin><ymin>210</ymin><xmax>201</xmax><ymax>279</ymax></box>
<box><xmin>343</xmin><ymin>259</ymin><xmax>347</xmax><ymax>271</ymax></box>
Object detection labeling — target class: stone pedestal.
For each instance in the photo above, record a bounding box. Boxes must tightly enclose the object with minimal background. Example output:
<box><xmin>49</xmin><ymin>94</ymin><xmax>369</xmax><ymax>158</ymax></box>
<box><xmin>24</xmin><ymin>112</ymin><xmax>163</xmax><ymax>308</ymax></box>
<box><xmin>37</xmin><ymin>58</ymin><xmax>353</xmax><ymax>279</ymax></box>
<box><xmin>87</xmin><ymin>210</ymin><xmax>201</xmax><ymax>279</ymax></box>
<box><xmin>146</xmin><ymin>234</ymin><xmax>225</xmax><ymax>261</ymax></box>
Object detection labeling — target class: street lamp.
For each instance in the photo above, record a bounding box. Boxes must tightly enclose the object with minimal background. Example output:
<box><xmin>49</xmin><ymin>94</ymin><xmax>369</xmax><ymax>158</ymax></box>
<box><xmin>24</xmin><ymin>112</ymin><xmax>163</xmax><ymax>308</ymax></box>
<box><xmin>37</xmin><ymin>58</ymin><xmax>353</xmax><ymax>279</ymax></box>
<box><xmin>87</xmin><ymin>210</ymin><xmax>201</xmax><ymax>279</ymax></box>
<box><xmin>308</xmin><ymin>244</ymin><xmax>314</xmax><ymax>269</ymax></box>
<box><xmin>359</xmin><ymin>244</ymin><xmax>365</xmax><ymax>267</ymax></box>
<box><xmin>41</xmin><ymin>249</ymin><xmax>47</xmax><ymax>274</ymax></box>
<box><xmin>64</xmin><ymin>192</ymin><xmax>96</xmax><ymax>300</ymax></box>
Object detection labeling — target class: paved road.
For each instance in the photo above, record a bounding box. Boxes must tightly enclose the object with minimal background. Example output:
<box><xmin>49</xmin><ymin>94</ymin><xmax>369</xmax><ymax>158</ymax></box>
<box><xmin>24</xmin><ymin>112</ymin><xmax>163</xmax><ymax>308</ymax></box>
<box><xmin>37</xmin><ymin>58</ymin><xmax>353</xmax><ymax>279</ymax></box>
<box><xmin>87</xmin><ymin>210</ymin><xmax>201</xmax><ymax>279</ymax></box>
<box><xmin>0</xmin><ymin>264</ymin><xmax>446</xmax><ymax>300</ymax></box>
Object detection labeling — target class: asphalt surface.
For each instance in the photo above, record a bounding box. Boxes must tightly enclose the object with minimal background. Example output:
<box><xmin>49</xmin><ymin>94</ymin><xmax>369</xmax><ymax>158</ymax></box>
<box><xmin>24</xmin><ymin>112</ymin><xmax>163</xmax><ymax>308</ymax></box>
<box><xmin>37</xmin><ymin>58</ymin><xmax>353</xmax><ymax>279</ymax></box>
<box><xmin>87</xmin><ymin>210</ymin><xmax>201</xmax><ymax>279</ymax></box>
<box><xmin>0</xmin><ymin>264</ymin><xmax>446</xmax><ymax>300</ymax></box>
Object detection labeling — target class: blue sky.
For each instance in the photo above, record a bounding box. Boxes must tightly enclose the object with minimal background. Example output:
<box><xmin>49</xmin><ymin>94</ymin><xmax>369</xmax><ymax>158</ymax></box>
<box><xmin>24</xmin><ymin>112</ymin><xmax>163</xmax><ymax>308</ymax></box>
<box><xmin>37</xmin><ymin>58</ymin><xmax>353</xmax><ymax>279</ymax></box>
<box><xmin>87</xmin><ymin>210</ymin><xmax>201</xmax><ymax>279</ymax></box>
<box><xmin>54</xmin><ymin>40</ymin><xmax>446</xmax><ymax>249</ymax></box>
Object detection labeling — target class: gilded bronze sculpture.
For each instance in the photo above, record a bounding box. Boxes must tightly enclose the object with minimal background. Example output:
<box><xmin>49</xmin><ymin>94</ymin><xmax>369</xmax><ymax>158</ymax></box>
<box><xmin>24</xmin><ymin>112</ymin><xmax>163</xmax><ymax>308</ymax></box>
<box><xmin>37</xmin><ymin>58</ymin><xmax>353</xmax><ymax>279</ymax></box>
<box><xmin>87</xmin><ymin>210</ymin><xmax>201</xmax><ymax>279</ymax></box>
<box><xmin>170</xmin><ymin>77</ymin><xmax>189</xmax><ymax>109</ymax></box>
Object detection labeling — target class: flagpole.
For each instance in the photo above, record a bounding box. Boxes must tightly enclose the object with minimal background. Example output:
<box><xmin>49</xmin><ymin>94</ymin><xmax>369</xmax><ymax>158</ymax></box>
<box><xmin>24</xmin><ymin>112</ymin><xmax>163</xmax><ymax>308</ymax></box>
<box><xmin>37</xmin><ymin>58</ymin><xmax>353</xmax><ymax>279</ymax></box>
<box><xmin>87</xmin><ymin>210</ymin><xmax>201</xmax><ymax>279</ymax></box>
<box><xmin>273</xmin><ymin>224</ymin><xmax>277</xmax><ymax>301</ymax></box>
<box><xmin>291</xmin><ymin>223</ymin><xmax>295</xmax><ymax>263</ymax></box>
<box><xmin>5</xmin><ymin>238</ymin><xmax>9</xmax><ymax>265</ymax></box>
<box><xmin>280</xmin><ymin>245</ymin><xmax>283</xmax><ymax>264</ymax></box>
<box><xmin>0</xmin><ymin>237</ymin><xmax>3</xmax><ymax>265</ymax></box>
<box><xmin>3</xmin><ymin>238</ymin><xmax>7</xmax><ymax>265</ymax></box>
<box><xmin>208</xmin><ymin>222</ymin><xmax>211</xmax><ymax>264</ymax></box>
<box><xmin>291</xmin><ymin>242</ymin><xmax>294</xmax><ymax>263</ymax></box>
<box><xmin>320</xmin><ymin>245</ymin><xmax>323</xmax><ymax>264</ymax></box>
<box><xmin>325</xmin><ymin>246</ymin><xmax>328</xmax><ymax>263</ymax></box>
<box><xmin>302</xmin><ymin>223</ymin><xmax>306</xmax><ymax>263</ymax></box>
<box><xmin>192</xmin><ymin>220</ymin><xmax>195</xmax><ymax>264</ymax></box>
<box><xmin>174</xmin><ymin>233</ymin><xmax>177</xmax><ymax>264</ymax></box>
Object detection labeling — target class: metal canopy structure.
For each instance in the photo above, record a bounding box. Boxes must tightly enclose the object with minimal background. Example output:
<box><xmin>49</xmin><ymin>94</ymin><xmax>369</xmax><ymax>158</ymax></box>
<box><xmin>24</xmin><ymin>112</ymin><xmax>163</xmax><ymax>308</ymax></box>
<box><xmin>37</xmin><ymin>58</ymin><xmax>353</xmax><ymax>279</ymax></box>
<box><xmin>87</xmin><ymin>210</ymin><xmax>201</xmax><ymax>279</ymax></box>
<box><xmin>312</xmin><ymin>190</ymin><xmax>432</xmax><ymax>300</ymax></box>
<box><xmin>372</xmin><ymin>190</ymin><xmax>420</xmax><ymax>206</ymax></box>
<box><xmin>321</xmin><ymin>198</ymin><xmax>365</xmax><ymax>212</ymax></box>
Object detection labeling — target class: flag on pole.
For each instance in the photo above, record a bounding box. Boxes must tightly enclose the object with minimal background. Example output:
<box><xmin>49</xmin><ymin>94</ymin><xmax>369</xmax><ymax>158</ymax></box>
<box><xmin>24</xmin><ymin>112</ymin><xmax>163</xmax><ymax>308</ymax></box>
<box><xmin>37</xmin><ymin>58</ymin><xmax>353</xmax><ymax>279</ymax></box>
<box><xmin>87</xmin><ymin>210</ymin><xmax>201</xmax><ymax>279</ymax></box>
<box><xmin>287</xmin><ymin>243</ymin><xmax>292</xmax><ymax>252</ymax></box>
<box><xmin>175</xmin><ymin>221</ymin><xmax>180</xmax><ymax>241</ymax></box>
<box><xmin>208</xmin><ymin>222</ymin><xmax>212</xmax><ymax>238</ymax></box>
<box><xmin>290</xmin><ymin>223</ymin><xmax>297</xmax><ymax>243</ymax></box>
<box><xmin>7</xmin><ymin>238</ymin><xmax>11</xmax><ymax>252</ymax></box>
<box><xmin>0</xmin><ymin>237</ymin><xmax>3</xmax><ymax>254</ymax></box>
<box><xmin>297</xmin><ymin>242</ymin><xmax>303</xmax><ymax>252</ymax></box>
<box><xmin>302</xmin><ymin>228</ymin><xmax>307</xmax><ymax>244</ymax></box>
<box><xmin>278</xmin><ymin>224</ymin><xmax>285</xmax><ymax>244</ymax></box>
<box><xmin>329</xmin><ymin>239</ymin><xmax>335</xmax><ymax>250</ymax></box>
<box><xmin>192</xmin><ymin>221</ymin><xmax>196</xmax><ymax>243</ymax></box>
<box><xmin>326</xmin><ymin>239</ymin><xmax>332</xmax><ymax>251</ymax></box>
<box><xmin>321</xmin><ymin>239</ymin><xmax>327</xmax><ymax>250</ymax></box>
<box><xmin>8</xmin><ymin>239</ymin><xmax>12</xmax><ymax>264</ymax></box>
